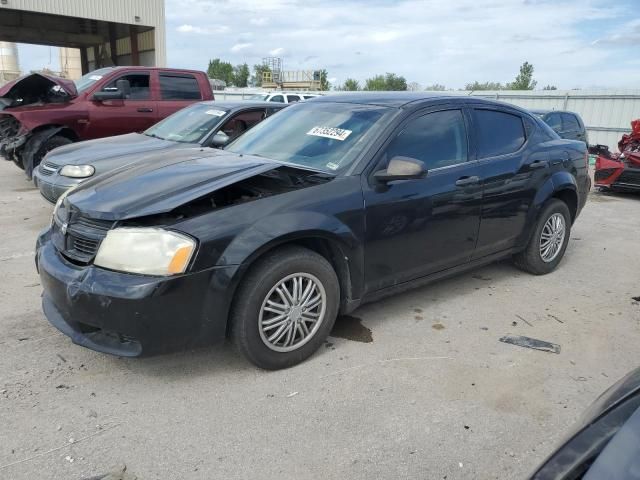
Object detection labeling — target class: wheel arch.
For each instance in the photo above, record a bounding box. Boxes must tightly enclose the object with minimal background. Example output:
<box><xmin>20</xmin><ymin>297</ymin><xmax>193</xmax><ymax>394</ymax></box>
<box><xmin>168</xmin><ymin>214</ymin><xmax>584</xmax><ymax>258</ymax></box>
<box><xmin>227</xmin><ymin>231</ymin><xmax>362</xmax><ymax>321</ymax></box>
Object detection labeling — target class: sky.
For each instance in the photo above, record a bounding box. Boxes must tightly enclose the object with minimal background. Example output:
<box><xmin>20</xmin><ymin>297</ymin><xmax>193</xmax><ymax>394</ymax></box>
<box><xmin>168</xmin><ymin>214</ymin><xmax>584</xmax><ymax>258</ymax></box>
<box><xmin>15</xmin><ymin>0</ymin><xmax>640</xmax><ymax>89</ymax></box>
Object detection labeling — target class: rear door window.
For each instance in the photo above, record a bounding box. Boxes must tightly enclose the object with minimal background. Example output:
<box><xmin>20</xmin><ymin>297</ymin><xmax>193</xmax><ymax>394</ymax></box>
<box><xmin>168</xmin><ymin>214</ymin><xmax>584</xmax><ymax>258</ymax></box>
<box><xmin>159</xmin><ymin>74</ymin><xmax>201</xmax><ymax>100</ymax></box>
<box><xmin>384</xmin><ymin>109</ymin><xmax>468</xmax><ymax>170</ymax></box>
<box><xmin>287</xmin><ymin>95</ymin><xmax>301</xmax><ymax>103</ymax></box>
<box><xmin>562</xmin><ymin>113</ymin><xmax>580</xmax><ymax>132</ymax></box>
<box><xmin>473</xmin><ymin>109</ymin><xmax>526</xmax><ymax>158</ymax></box>
<box><xmin>269</xmin><ymin>95</ymin><xmax>285</xmax><ymax>103</ymax></box>
<box><xmin>545</xmin><ymin>113</ymin><xmax>562</xmax><ymax>131</ymax></box>
<box><xmin>103</xmin><ymin>73</ymin><xmax>150</xmax><ymax>100</ymax></box>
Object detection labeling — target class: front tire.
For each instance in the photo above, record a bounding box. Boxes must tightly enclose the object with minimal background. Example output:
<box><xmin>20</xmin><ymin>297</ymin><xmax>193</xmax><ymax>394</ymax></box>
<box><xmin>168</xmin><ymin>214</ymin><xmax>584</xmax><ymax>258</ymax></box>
<box><xmin>231</xmin><ymin>246</ymin><xmax>340</xmax><ymax>370</ymax></box>
<box><xmin>514</xmin><ymin>199</ymin><xmax>571</xmax><ymax>275</ymax></box>
<box><xmin>23</xmin><ymin>134</ymin><xmax>72</xmax><ymax>180</ymax></box>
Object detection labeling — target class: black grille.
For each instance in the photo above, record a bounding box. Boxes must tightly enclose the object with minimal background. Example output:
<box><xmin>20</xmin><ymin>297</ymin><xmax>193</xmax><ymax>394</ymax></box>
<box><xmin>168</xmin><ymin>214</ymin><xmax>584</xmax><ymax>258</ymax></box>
<box><xmin>616</xmin><ymin>168</ymin><xmax>640</xmax><ymax>185</ymax></box>
<box><xmin>58</xmin><ymin>212</ymin><xmax>114</xmax><ymax>263</ymax></box>
<box><xmin>595</xmin><ymin>168</ymin><xmax>618</xmax><ymax>181</ymax></box>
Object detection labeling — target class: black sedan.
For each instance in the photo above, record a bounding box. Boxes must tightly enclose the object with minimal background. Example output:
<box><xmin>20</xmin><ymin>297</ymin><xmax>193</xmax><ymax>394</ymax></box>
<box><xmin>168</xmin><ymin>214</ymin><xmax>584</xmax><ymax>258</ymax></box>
<box><xmin>35</xmin><ymin>93</ymin><xmax>590</xmax><ymax>369</ymax></box>
<box><xmin>34</xmin><ymin>101</ymin><xmax>286</xmax><ymax>203</ymax></box>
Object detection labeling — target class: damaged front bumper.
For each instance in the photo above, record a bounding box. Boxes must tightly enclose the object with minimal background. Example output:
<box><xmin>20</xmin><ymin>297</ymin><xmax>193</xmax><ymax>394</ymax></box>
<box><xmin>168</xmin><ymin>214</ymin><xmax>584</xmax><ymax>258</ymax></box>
<box><xmin>0</xmin><ymin>115</ymin><xmax>26</xmax><ymax>161</ymax></box>
<box><xmin>35</xmin><ymin>228</ymin><xmax>236</xmax><ymax>356</ymax></box>
<box><xmin>595</xmin><ymin>156</ymin><xmax>640</xmax><ymax>191</ymax></box>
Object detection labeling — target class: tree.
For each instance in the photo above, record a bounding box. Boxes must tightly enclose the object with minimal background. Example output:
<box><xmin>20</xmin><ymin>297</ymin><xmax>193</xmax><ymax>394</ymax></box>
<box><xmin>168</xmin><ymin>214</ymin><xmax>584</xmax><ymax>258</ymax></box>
<box><xmin>543</xmin><ymin>85</ymin><xmax>558</xmax><ymax>90</ymax></box>
<box><xmin>233</xmin><ymin>63</ymin><xmax>250</xmax><ymax>88</ymax></box>
<box><xmin>424</xmin><ymin>83</ymin><xmax>447</xmax><ymax>91</ymax></box>
<box><xmin>207</xmin><ymin>58</ymin><xmax>234</xmax><ymax>86</ymax></box>
<box><xmin>319</xmin><ymin>69</ymin><xmax>330</xmax><ymax>91</ymax></box>
<box><xmin>407</xmin><ymin>81</ymin><xmax>422</xmax><ymax>91</ymax></box>
<box><xmin>508</xmin><ymin>61</ymin><xmax>537</xmax><ymax>90</ymax></box>
<box><xmin>464</xmin><ymin>81</ymin><xmax>504</xmax><ymax>91</ymax></box>
<box><xmin>363</xmin><ymin>73</ymin><xmax>407</xmax><ymax>91</ymax></box>
<box><xmin>251</xmin><ymin>64</ymin><xmax>271</xmax><ymax>87</ymax></box>
<box><xmin>341</xmin><ymin>78</ymin><xmax>360</xmax><ymax>91</ymax></box>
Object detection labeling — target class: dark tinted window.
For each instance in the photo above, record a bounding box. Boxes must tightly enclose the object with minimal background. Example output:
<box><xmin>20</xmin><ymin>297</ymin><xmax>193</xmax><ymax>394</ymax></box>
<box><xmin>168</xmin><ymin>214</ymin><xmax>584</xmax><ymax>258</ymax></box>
<box><xmin>287</xmin><ymin>95</ymin><xmax>301</xmax><ymax>103</ymax></box>
<box><xmin>562</xmin><ymin>113</ymin><xmax>580</xmax><ymax>131</ymax></box>
<box><xmin>384</xmin><ymin>109</ymin><xmax>468</xmax><ymax>170</ymax></box>
<box><xmin>159</xmin><ymin>74</ymin><xmax>201</xmax><ymax>100</ymax></box>
<box><xmin>545</xmin><ymin>113</ymin><xmax>562</xmax><ymax>130</ymax></box>
<box><xmin>474</xmin><ymin>109</ymin><xmax>526</xmax><ymax>158</ymax></box>
<box><xmin>270</xmin><ymin>95</ymin><xmax>284</xmax><ymax>103</ymax></box>
<box><xmin>103</xmin><ymin>73</ymin><xmax>150</xmax><ymax>100</ymax></box>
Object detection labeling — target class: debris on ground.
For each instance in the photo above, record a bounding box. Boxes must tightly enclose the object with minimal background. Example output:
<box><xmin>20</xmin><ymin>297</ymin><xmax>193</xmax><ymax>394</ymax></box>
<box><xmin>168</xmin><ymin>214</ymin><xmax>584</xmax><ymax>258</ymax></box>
<box><xmin>499</xmin><ymin>335</ymin><xmax>561</xmax><ymax>354</ymax></box>
<box><xmin>286</xmin><ymin>392</ymin><xmax>299</xmax><ymax>398</ymax></box>
<box><xmin>548</xmin><ymin>314</ymin><xmax>564</xmax><ymax>324</ymax></box>
<box><xmin>515</xmin><ymin>314</ymin><xmax>533</xmax><ymax>327</ymax></box>
<box><xmin>82</xmin><ymin>464</ymin><xmax>137</xmax><ymax>480</ymax></box>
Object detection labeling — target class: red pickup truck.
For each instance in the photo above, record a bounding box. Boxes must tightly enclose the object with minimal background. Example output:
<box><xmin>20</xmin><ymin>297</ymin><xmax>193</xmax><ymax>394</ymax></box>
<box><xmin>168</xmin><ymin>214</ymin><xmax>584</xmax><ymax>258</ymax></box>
<box><xmin>0</xmin><ymin>66</ymin><xmax>214</xmax><ymax>178</ymax></box>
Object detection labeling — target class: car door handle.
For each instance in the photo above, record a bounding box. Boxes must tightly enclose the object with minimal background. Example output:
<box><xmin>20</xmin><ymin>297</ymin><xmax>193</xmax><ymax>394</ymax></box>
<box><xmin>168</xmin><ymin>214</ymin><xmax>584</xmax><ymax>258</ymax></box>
<box><xmin>137</xmin><ymin>107</ymin><xmax>154</xmax><ymax>112</ymax></box>
<box><xmin>529</xmin><ymin>160</ymin><xmax>549</xmax><ymax>169</ymax></box>
<box><xmin>455</xmin><ymin>175</ymin><xmax>480</xmax><ymax>187</ymax></box>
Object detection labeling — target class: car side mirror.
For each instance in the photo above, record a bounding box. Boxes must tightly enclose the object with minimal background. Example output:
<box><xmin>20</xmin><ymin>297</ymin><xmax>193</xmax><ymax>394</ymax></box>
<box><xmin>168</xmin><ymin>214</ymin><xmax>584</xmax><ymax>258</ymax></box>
<box><xmin>92</xmin><ymin>79</ymin><xmax>131</xmax><ymax>101</ymax></box>
<box><xmin>210</xmin><ymin>131</ymin><xmax>230</xmax><ymax>148</ymax></box>
<box><xmin>374</xmin><ymin>156</ymin><xmax>426</xmax><ymax>182</ymax></box>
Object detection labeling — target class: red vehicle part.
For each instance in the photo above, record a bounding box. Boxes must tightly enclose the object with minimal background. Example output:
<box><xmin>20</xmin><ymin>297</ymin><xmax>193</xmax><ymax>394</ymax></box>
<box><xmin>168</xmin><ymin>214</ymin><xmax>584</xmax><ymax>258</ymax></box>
<box><xmin>594</xmin><ymin>119</ymin><xmax>640</xmax><ymax>191</ymax></box>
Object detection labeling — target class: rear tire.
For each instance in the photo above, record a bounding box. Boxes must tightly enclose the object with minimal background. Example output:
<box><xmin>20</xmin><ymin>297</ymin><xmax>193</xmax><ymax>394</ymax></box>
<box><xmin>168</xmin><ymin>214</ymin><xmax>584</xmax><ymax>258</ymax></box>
<box><xmin>514</xmin><ymin>199</ymin><xmax>571</xmax><ymax>275</ymax></box>
<box><xmin>231</xmin><ymin>246</ymin><xmax>340</xmax><ymax>370</ymax></box>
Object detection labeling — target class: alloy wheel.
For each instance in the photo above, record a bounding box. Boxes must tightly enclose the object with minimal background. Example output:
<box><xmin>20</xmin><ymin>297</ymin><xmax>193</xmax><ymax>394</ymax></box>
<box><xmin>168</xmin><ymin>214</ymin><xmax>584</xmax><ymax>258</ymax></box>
<box><xmin>258</xmin><ymin>272</ymin><xmax>327</xmax><ymax>352</ymax></box>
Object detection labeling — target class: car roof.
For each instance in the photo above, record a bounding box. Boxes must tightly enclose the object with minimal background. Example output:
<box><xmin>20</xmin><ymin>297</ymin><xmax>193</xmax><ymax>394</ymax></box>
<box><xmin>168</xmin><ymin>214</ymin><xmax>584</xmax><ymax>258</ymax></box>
<box><xmin>93</xmin><ymin>66</ymin><xmax>205</xmax><ymax>74</ymax></box>
<box><xmin>193</xmin><ymin>101</ymin><xmax>287</xmax><ymax>110</ymax></box>
<box><xmin>530</xmin><ymin>108</ymin><xmax>579</xmax><ymax>116</ymax></box>
<box><xmin>310</xmin><ymin>92</ymin><xmax>533</xmax><ymax>112</ymax></box>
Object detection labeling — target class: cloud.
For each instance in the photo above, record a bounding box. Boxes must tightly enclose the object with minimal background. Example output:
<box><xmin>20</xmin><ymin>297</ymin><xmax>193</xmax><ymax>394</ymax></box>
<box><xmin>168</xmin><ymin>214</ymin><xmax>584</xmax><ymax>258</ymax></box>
<box><xmin>160</xmin><ymin>0</ymin><xmax>638</xmax><ymax>89</ymax></box>
<box><xmin>231</xmin><ymin>43</ymin><xmax>253</xmax><ymax>53</ymax></box>
<box><xmin>176</xmin><ymin>24</ymin><xmax>229</xmax><ymax>35</ymax></box>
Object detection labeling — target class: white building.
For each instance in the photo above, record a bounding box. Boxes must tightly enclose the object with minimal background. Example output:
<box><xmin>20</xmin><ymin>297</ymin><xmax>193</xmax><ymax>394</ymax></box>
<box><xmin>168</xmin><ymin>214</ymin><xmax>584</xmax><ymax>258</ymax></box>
<box><xmin>0</xmin><ymin>0</ymin><xmax>166</xmax><ymax>75</ymax></box>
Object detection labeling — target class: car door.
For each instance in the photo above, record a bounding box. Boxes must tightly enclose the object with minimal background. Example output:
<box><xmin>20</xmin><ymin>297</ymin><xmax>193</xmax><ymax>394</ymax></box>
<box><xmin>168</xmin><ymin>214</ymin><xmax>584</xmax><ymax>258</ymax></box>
<box><xmin>86</xmin><ymin>71</ymin><xmax>157</xmax><ymax>138</ymax></box>
<box><xmin>471</xmin><ymin>107</ymin><xmax>549</xmax><ymax>258</ymax></box>
<box><xmin>155</xmin><ymin>72</ymin><xmax>204</xmax><ymax>119</ymax></box>
<box><xmin>362</xmin><ymin>107</ymin><xmax>483</xmax><ymax>292</ymax></box>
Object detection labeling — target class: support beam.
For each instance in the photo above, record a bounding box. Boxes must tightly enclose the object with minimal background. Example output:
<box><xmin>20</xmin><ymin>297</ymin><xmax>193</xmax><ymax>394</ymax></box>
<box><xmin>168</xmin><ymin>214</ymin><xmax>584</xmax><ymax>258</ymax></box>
<box><xmin>130</xmin><ymin>26</ymin><xmax>139</xmax><ymax>65</ymax></box>
<box><xmin>0</xmin><ymin>24</ymin><xmax>106</xmax><ymax>48</ymax></box>
<box><xmin>80</xmin><ymin>47</ymin><xmax>89</xmax><ymax>75</ymax></box>
<box><xmin>108</xmin><ymin>23</ymin><xmax>118</xmax><ymax>66</ymax></box>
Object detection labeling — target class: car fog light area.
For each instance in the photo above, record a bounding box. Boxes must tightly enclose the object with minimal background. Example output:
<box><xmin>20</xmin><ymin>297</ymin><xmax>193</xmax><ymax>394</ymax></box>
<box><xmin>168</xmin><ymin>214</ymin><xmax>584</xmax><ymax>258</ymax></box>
<box><xmin>94</xmin><ymin>228</ymin><xmax>196</xmax><ymax>275</ymax></box>
<box><xmin>60</xmin><ymin>164</ymin><xmax>95</xmax><ymax>178</ymax></box>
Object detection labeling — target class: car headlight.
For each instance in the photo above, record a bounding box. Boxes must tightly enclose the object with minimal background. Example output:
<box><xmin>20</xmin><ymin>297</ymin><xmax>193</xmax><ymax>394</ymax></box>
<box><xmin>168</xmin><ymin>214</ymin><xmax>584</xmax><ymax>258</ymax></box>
<box><xmin>94</xmin><ymin>228</ymin><xmax>196</xmax><ymax>276</ymax></box>
<box><xmin>60</xmin><ymin>165</ymin><xmax>95</xmax><ymax>178</ymax></box>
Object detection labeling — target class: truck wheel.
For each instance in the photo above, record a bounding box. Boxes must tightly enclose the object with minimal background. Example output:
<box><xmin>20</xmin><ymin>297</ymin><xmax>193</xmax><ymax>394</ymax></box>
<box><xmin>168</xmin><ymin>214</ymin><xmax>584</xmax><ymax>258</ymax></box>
<box><xmin>513</xmin><ymin>199</ymin><xmax>571</xmax><ymax>275</ymax></box>
<box><xmin>23</xmin><ymin>134</ymin><xmax>72</xmax><ymax>180</ymax></box>
<box><xmin>231</xmin><ymin>246</ymin><xmax>340</xmax><ymax>370</ymax></box>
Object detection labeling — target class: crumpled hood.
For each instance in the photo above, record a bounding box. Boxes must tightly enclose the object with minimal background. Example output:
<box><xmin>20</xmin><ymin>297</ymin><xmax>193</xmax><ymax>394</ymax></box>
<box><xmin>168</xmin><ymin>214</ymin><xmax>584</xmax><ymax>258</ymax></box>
<box><xmin>67</xmin><ymin>148</ymin><xmax>281</xmax><ymax>220</ymax></box>
<box><xmin>45</xmin><ymin>133</ymin><xmax>179</xmax><ymax>166</ymax></box>
<box><xmin>0</xmin><ymin>73</ymin><xmax>77</xmax><ymax>100</ymax></box>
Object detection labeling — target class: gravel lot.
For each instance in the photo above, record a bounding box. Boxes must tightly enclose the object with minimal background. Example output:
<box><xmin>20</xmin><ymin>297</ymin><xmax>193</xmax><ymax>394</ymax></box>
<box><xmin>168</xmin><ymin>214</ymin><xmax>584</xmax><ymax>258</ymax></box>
<box><xmin>0</xmin><ymin>159</ymin><xmax>639</xmax><ymax>480</ymax></box>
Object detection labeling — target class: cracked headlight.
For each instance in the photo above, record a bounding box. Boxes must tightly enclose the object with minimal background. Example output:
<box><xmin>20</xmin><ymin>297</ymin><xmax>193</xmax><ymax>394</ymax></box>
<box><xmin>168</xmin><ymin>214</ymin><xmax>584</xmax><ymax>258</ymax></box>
<box><xmin>94</xmin><ymin>228</ymin><xmax>196</xmax><ymax>276</ymax></box>
<box><xmin>60</xmin><ymin>164</ymin><xmax>95</xmax><ymax>178</ymax></box>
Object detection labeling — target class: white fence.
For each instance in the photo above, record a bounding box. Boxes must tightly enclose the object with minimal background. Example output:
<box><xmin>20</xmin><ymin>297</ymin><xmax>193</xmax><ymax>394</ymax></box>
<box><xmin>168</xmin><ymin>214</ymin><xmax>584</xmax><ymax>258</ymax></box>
<box><xmin>213</xmin><ymin>89</ymin><xmax>640</xmax><ymax>150</ymax></box>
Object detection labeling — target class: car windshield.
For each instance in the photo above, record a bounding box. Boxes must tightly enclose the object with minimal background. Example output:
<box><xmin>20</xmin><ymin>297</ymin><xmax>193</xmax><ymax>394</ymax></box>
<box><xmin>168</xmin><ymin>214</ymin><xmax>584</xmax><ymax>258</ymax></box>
<box><xmin>144</xmin><ymin>103</ymin><xmax>229</xmax><ymax>143</ymax></box>
<box><xmin>226</xmin><ymin>102</ymin><xmax>393</xmax><ymax>173</ymax></box>
<box><xmin>74</xmin><ymin>68</ymin><xmax>114</xmax><ymax>93</ymax></box>
<box><xmin>248</xmin><ymin>94</ymin><xmax>268</xmax><ymax>100</ymax></box>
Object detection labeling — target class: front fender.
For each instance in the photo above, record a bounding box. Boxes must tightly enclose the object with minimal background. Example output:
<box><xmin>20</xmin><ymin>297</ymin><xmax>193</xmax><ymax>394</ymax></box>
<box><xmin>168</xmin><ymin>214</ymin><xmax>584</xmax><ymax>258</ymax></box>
<box><xmin>220</xmin><ymin>209</ymin><xmax>365</xmax><ymax>303</ymax></box>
